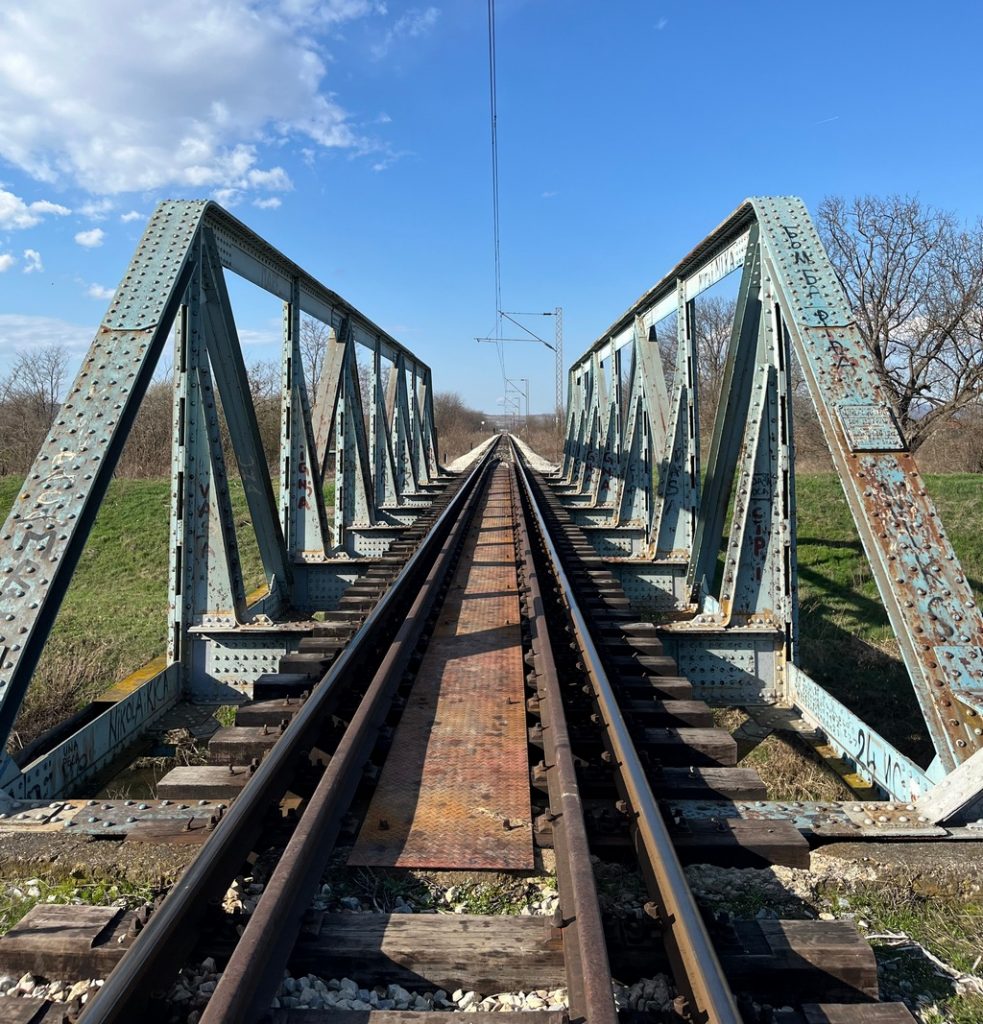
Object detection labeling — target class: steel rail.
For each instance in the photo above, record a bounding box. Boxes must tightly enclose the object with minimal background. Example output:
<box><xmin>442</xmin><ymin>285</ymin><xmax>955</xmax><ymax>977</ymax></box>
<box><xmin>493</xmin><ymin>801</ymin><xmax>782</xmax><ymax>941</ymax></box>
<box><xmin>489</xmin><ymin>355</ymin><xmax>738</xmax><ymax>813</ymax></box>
<box><xmin>200</xmin><ymin>449</ymin><xmax>497</xmax><ymax>1022</ymax></box>
<box><xmin>79</xmin><ymin>439</ymin><xmax>500</xmax><ymax>1023</ymax></box>
<box><xmin>508</xmin><ymin>457</ymin><xmax>618</xmax><ymax>1024</ymax></box>
<box><xmin>512</xmin><ymin>445</ymin><xmax>742</xmax><ymax>1024</ymax></box>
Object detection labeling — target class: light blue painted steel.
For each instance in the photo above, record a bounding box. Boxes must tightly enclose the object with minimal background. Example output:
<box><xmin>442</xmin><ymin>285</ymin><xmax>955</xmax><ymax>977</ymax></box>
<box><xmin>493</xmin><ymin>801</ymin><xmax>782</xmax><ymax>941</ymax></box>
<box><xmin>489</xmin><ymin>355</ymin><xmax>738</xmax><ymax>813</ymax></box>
<box><xmin>280</xmin><ymin>279</ymin><xmax>331</xmax><ymax>559</ymax></box>
<box><xmin>168</xmin><ymin>238</ymin><xmax>249</xmax><ymax>695</ymax></box>
<box><xmin>651</xmin><ymin>285</ymin><xmax>700</xmax><ymax>560</ymax></box>
<box><xmin>664</xmin><ymin>630</ymin><xmax>784</xmax><ymax>704</ymax></box>
<box><xmin>665</xmin><ymin>798</ymin><xmax>953</xmax><ymax>837</ymax></box>
<box><xmin>201</xmin><ymin>230</ymin><xmax>290</xmax><ymax>599</ymax></box>
<box><xmin>687</xmin><ymin>229</ymin><xmax>762</xmax><ymax>599</ymax></box>
<box><xmin>333</xmin><ymin>324</ymin><xmax>376</xmax><ymax>551</ymax></box>
<box><xmin>753</xmin><ymin>195</ymin><xmax>983</xmax><ymax>769</ymax></box>
<box><xmin>0</xmin><ymin>202</ymin><xmax>203</xmax><ymax>785</ymax></box>
<box><xmin>790</xmin><ymin>665</ymin><xmax>936</xmax><ymax>800</ymax></box>
<box><xmin>417</xmin><ymin>370</ymin><xmax>439</xmax><ymax>481</ymax></box>
<box><xmin>592</xmin><ymin>350</ymin><xmax>620</xmax><ymax>508</ymax></box>
<box><xmin>561</xmin><ymin>194</ymin><xmax>983</xmax><ymax>800</ymax></box>
<box><xmin>0</xmin><ymin>199</ymin><xmax>442</xmax><ymax>795</ymax></box>
<box><xmin>370</xmin><ymin>336</ymin><xmax>399</xmax><ymax>507</ymax></box>
<box><xmin>389</xmin><ymin>353</ymin><xmax>414</xmax><ymax>496</ymax></box>
<box><xmin>8</xmin><ymin>664</ymin><xmax>182</xmax><ymax>800</ymax></box>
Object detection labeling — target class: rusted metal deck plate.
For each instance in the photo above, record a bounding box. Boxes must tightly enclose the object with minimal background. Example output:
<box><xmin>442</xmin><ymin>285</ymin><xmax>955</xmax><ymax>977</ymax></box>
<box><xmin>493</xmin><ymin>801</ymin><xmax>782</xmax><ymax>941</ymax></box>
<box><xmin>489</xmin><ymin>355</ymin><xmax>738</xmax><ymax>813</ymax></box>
<box><xmin>350</xmin><ymin>465</ymin><xmax>532</xmax><ymax>869</ymax></box>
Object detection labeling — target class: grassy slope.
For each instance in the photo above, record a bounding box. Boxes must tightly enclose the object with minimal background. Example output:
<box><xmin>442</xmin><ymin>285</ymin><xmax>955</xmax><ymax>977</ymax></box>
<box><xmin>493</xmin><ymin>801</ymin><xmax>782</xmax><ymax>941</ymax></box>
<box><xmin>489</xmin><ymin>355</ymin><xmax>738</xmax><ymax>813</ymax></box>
<box><xmin>1</xmin><ymin>473</ymin><xmax>980</xmax><ymax>761</ymax></box>
<box><xmin>0</xmin><ymin>477</ymin><xmax>268</xmax><ymax>741</ymax></box>
<box><xmin>794</xmin><ymin>473</ymin><xmax>983</xmax><ymax>761</ymax></box>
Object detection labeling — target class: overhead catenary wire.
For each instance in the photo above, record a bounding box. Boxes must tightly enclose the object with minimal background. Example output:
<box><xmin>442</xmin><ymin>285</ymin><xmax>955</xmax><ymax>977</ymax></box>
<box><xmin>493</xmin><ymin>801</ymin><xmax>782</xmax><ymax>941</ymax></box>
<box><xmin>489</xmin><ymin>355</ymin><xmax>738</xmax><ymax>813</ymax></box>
<box><xmin>486</xmin><ymin>0</ymin><xmax>506</xmax><ymax>386</ymax></box>
<box><xmin>499</xmin><ymin>311</ymin><xmax>552</xmax><ymax>349</ymax></box>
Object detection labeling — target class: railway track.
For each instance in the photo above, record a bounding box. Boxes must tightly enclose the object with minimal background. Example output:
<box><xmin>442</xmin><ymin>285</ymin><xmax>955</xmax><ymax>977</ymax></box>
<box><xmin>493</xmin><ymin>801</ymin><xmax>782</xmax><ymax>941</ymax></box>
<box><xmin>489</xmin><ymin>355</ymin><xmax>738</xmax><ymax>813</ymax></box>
<box><xmin>0</xmin><ymin>437</ymin><xmax>915</xmax><ymax>1024</ymax></box>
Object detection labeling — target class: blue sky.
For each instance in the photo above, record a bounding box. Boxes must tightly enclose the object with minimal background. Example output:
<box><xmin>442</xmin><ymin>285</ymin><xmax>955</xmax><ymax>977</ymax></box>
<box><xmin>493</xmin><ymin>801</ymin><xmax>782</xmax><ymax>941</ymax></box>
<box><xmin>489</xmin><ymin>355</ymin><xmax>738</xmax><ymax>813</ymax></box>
<box><xmin>1</xmin><ymin>0</ymin><xmax>982</xmax><ymax>415</ymax></box>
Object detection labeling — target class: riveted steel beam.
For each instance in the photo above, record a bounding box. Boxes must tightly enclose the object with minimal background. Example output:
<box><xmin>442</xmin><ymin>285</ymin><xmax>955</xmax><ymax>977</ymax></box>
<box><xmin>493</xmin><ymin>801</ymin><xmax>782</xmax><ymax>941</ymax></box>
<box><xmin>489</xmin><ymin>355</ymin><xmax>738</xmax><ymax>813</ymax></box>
<box><xmin>0</xmin><ymin>202</ymin><xmax>203</xmax><ymax>785</ymax></box>
<box><xmin>753</xmin><ymin>195</ymin><xmax>983</xmax><ymax>770</ymax></box>
<box><xmin>563</xmin><ymin>195</ymin><xmax>983</xmax><ymax>803</ymax></box>
<box><xmin>0</xmin><ymin>200</ymin><xmax>442</xmax><ymax>792</ymax></box>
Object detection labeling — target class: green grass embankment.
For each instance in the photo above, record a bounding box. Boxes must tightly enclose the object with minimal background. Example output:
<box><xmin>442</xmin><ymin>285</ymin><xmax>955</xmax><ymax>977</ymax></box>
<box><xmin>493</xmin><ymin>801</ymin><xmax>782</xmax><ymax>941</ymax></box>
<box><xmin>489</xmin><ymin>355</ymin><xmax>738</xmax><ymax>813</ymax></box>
<box><xmin>0</xmin><ymin>476</ymin><xmax>271</xmax><ymax>746</ymax></box>
<box><xmin>794</xmin><ymin>474</ymin><xmax>983</xmax><ymax>762</ymax></box>
<box><xmin>1</xmin><ymin>472</ymin><xmax>980</xmax><ymax>760</ymax></box>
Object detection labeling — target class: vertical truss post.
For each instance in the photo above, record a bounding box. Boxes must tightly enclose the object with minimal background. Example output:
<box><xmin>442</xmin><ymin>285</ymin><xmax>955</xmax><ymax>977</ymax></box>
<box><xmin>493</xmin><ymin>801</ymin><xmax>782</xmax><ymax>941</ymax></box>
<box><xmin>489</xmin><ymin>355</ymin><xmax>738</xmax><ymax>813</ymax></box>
<box><xmin>652</xmin><ymin>282</ymin><xmax>701</xmax><ymax>558</ymax></box>
<box><xmin>168</xmin><ymin>244</ymin><xmax>248</xmax><ymax>690</ymax></box>
<box><xmin>418</xmin><ymin>367</ymin><xmax>439</xmax><ymax>477</ymax></box>
<box><xmin>312</xmin><ymin>320</ymin><xmax>343</xmax><ymax>483</ymax></box>
<box><xmin>407</xmin><ymin>361</ymin><xmax>427</xmax><ymax>484</ymax></box>
<box><xmin>573</xmin><ymin>354</ymin><xmax>601</xmax><ymax>494</ymax></box>
<box><xmin>595</xmin><ymin>348</ymin><xmax>621</xmax><ymax>507</ymax></box>
<box><xmin>369</xmin><ymin>336</ymin><xmax>393</xmax><ymax>507</ymax></box>
<box><xmin>709</xmin><ymin>268</ymin><xmax>798</xmax><ymax>695</ymax></box>
<box><xmin>687</xmin><ymin>228</ymin><xmax>762</xmax><ymax>601</ymax></box>
<box><xmin>0</xmin><ymin>203</ymin><xmax>202</xmax><ymax>778</ymax></box>
<box><xmin>280</xmin><ymin>281</ymin><xmax>329</xmax><ymax>561</ymax></box>
<box><xmin>391</xmin><ymin>354</ymin><xmax>417</xmax><ymax>495</ymax></box>
<box><xmin>372</xmin><ymin>340</ymin><xmax>398</xmax><ymax>507</ymax></box>
<box><xmin>561</xmin><ymin>365</ymin><xmax>583</xmax><ymax>481</ymax></box>
<box><xmin>333</xmin><ymin>326</ymin><xmax>375</xmax><ymax>552</ymax></box>
<box><xmin>753</xmin><ymin>196</ymin><xmax>983</xmax><ymax>768</ymax></box>
<box><xmin>614</xmin><ymin>316</ymin><xmax>670</xmax><ymax>539</ymax></box>
<box><xmin>200</xmin><ymin>231</ymin><xmax>290</xmax><ymax>604</ymax></box>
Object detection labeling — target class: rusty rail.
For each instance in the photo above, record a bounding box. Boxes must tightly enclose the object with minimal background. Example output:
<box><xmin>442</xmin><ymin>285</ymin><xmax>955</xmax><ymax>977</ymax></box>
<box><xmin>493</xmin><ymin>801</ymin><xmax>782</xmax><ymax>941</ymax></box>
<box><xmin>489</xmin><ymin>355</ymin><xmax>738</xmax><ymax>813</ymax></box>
<box><xmin>197</xmin><ymin>448</ymin><xmax>497</xmax><ymax>1022</ymax></box>
<box><xmin>79</xmin><ymin>440</ymin><xmax>500</xmax><ymax>1023</ymax></box>
<box><xmin>510</xmin><ymin>461</ymin><xmax>618</xmax><ymax>1024</ymax></box>
<box><xmin>511</xmin><ymin>439</ymin><xmax>743</xmax><ymax>1024</ymax></box>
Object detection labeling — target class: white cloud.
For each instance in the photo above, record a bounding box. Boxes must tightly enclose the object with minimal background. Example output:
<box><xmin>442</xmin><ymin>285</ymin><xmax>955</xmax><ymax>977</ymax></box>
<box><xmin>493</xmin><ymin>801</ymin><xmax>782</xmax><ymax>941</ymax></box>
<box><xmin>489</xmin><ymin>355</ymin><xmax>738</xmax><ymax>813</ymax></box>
<box><xmin>277</xmin><ymin>0</ymin><xmax>384</xmax><ymax>25</ymax></box>
<box><xmin>87</xmin><ymin>283</ymin><xmax>115</xmax><ymax>300</ymax></box>
<box><xmin>541</xmin><ymin>190</ymin><xmax>558</xmax><ymax>199</ymax></box>
<box><xmin>372</xmin><ymin>6</ymin><xmax>440</xmax><ymax>59</ymax></box>
<box><xmin>246</xmin><ymin>167</ymin><xmax>292</xmax><ymax>190</ymax></box>
<box><xmin>78</xmin><ymin>197</ymin><xmax>114</xmax><ymax>219</ymax></box>
<box><xmin>253</xmin><ymin>196</ymin><xmax>282</xmax><ymax>209</ymax></box>
<box><xmin>237</xmin><ymin>325</ymin><xmax>281</xmax><ymax>346</ymax></box>
<box><xmin>22</xmin><ymin>248</ymin><xmax>42</xmax><ymax>273</ymax></box>
<box><xmin>0</xmin><ymin>253</ymin><xmax>15</xmax><ymax>272</ymax></box>
<box><xmin>655</xmin><ymin>16</ymin><xmax>669</xmax><ymax>30</ymax></box>
<box><xmin>213</xmin><ymin>188</ymin><xmax>244</xmax><ymax>208</ymax></box>
<box><xmin>0</xmin><ymin>313</ymin><xmax>94</xmax><ymax>358</ymax></box>
<box><xmin>0</xmin><ymin>1</ymin><xmax>382</xmax><ymax>196</ymax></box>
<box><xmin>0</xmin><ymin>187</ymin><xmax>71</xmax><ymax>229</ymax></box>
<box><xmin>74</xmin><ymin>228</ymin><xmax>105</xmax><ymax>248</ymax></box>
<box><xmin>120</xmin><ymin>210</ymin><xmax>142</xmax><ymax>222</ymax></box>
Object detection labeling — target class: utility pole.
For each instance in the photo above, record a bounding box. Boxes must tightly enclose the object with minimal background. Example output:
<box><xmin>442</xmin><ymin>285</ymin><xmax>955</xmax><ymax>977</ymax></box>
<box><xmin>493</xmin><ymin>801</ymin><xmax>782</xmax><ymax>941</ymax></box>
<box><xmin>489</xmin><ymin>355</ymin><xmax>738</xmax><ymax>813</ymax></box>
<box><xmin>554</xmin><ymin>306</ymin><xmax>563</xmax><ymax>427</ymax></box>
<box><xmin>492</xmin><ymin>308</ymin><xmax>563</xmax><ymax>427</ymax></box>
<box><xmin>504</xmin><ymin>376</ymin><xmax>528</xmax><ymax>432</ymax></box>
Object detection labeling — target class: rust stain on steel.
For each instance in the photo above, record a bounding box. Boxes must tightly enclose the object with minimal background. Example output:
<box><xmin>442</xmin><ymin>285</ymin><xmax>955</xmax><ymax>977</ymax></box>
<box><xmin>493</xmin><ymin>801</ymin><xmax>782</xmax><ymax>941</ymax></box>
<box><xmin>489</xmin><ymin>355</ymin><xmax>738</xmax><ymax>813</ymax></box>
<box><xmin>350</xmin><ymin>464</ymin><xmax>533</xmax><ymax>870</ymax></box>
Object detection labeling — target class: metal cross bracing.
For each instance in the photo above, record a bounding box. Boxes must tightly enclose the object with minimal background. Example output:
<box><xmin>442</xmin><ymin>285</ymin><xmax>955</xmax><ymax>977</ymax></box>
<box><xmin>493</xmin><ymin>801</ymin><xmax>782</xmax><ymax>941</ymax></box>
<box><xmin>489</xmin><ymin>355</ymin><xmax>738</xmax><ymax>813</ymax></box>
<box><xmin>559</xmin><ymin>196</ymin><xmax>983</xmax><ymax>821</ymax></box>
<box><xmin>0</xmin><ymin>201</ymin><xmax>441</xmax><ymax>799</ymax></box>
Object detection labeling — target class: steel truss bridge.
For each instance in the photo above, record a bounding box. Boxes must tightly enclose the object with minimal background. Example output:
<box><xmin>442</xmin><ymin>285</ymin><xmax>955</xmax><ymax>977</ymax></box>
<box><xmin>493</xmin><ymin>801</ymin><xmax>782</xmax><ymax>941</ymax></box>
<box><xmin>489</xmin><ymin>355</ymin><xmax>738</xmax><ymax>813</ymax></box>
<box><xmin>0</xmin><ymin>195</ymin><xmax>981</xmax><ymax>832</ymax></box>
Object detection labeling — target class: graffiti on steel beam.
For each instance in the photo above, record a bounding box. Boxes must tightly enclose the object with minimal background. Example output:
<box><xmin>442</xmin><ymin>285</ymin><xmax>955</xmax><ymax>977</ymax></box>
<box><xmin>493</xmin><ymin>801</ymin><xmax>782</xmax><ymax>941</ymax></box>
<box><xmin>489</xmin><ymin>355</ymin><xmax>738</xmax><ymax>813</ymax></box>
<box><xmin>0</xmin><ymin>200</ymin><xmax>441</xmax><ymax>795</ymax></box>
<box><xmin>561</xmin><ymin>194</ymin><xmax>983</xmax><ymax>807</ymax></box>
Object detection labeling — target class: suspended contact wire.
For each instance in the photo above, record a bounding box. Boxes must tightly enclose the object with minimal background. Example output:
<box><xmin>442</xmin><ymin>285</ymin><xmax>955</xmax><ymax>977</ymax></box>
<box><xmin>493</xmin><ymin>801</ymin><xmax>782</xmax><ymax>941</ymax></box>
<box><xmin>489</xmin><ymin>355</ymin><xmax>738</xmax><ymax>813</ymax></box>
<box><xmin>486</xmin><ymin>0</ymin><xmax>506</xmax><ymax>386</ymax></box>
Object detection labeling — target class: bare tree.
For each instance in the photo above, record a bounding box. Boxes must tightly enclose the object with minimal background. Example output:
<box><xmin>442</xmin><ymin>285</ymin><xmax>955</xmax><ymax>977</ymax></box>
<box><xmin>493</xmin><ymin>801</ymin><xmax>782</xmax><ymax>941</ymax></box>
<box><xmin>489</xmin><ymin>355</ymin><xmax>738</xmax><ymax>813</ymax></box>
<box><xmin>818</xmin><ymin>194</ymin><xmax>983</xmax><ymax>451</ymax></box>
<box><xmin>0</xmin><ymin>344</ymin><xmax>70</xmax><ymax>474</ymax></box>
<box><xmin>10</xmin><ymin>344</ymin><xmax>68</xmax><ymax>420</ymax></box>
<box><xmin>246</xmin><ymin>359</ymin><xmax>282</xmax><ymax>470</ymax></box>
<box><xmin>116</xmin><ymin>367</ymin><xmax>173</xmax><ymax>478</ymax></box>
<box><xmin>694</xmin><ymin>296</ymin><xmax>735</xmax><ymax>430</ymax></box>
<box><xmin>300</xmin><ymin>317</ymin><xmax>331</xmax><ymax>398</ymax></box>
<box><xmin>433</xmin><ymin>391</ymin><xmax>485</xmax><ymax>461</ymax></box>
